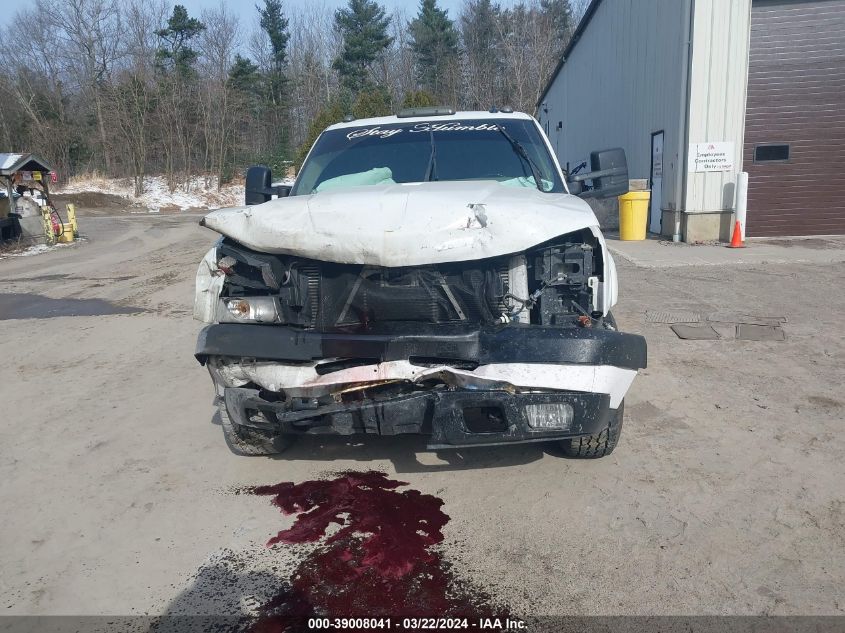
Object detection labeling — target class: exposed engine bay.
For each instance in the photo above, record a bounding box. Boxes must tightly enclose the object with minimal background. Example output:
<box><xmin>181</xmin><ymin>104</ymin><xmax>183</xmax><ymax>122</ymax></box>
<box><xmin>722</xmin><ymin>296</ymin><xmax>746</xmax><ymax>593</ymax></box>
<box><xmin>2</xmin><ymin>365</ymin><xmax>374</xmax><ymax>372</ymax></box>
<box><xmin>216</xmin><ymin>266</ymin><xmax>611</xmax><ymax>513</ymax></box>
<box><xmin>208</xmin><ymin>228</ymin><xmax>607</xmax><ymax>331</ymax></box>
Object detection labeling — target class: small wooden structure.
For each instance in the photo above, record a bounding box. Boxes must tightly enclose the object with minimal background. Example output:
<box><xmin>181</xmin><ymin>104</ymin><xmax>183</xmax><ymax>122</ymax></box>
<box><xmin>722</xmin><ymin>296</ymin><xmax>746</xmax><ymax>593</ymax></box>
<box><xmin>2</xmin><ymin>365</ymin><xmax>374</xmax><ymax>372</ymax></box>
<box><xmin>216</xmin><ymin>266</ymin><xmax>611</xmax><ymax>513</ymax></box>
<box><xmin>0</xmin><ymin>153</ymin><xmax>55</xmax><ymax>243</ymax></box>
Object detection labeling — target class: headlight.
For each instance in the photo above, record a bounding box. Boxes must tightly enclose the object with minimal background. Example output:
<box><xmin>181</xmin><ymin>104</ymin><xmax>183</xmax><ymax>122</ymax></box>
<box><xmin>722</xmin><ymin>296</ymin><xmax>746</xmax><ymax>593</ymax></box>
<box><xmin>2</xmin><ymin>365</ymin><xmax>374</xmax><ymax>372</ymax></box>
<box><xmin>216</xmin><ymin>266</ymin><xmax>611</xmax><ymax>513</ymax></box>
<box><xmin>219</xmin><ymin>297</ymin><xmax>280</xmax><ymax>323</ymax></box>
<box><xmin>530</xmin><ymin>241</ymin><xmax>598</xmax><ymax>324</ymax></box>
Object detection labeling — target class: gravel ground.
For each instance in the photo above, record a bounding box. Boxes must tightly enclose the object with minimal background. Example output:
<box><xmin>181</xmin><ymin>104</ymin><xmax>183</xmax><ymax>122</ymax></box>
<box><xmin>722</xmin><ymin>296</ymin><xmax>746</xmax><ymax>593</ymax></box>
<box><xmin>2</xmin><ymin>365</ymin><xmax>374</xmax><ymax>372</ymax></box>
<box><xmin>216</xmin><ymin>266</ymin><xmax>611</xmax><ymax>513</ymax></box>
<box><xmin>1</xmin><ymin>215</ymin><xmax>843</xmax><ymax>619</ymax></box>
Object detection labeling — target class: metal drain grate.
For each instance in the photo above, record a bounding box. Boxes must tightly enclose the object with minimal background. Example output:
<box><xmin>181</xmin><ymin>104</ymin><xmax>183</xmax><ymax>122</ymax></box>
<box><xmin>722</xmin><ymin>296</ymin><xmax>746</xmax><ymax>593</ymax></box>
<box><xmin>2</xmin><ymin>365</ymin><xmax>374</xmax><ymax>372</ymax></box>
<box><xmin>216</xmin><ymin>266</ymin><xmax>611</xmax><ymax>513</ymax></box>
<box><xmin>646</xmin><ymin>310</ymin><xmax>701</xmax><ymax>324</ymax></box>
<box><xmin>736</xmin><ymin>324</ymin><xmax>786</xmax><ymax>341</ymax></box>
<box><xmin>708</xmin><ymin>312</ymin><xmax>788</xmax><ymax>326</ymax></box>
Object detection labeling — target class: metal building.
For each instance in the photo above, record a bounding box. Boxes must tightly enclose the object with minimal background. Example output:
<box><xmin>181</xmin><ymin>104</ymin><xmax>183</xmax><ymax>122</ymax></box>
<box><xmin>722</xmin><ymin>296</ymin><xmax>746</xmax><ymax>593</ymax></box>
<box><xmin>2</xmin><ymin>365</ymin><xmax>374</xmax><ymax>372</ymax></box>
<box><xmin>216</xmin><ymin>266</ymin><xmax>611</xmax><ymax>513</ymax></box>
<box><xmin>537</xmin><ymin>0</ymin><xmax>845</xmax><ymax>241</ymax></box>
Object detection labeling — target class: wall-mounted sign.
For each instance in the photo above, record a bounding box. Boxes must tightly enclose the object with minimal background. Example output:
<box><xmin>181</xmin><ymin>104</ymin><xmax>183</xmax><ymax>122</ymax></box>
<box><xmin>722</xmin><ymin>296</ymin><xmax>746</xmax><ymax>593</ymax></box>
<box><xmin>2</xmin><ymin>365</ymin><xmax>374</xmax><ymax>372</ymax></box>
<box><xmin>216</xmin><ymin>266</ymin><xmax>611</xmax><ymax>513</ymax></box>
<box><xmin>689</xmin><ymin>142</ymin><xmax>734</xmax><ymax>172</ymax></box>
<box><xmin>50</xmin><ymin>171</ymin><xmax>58</xmax><ymax>183</ymax></box>
<box><xmin>652</xmin><ymin>139</ymin><xmax>663</xmax><ymax>179</ymax></box>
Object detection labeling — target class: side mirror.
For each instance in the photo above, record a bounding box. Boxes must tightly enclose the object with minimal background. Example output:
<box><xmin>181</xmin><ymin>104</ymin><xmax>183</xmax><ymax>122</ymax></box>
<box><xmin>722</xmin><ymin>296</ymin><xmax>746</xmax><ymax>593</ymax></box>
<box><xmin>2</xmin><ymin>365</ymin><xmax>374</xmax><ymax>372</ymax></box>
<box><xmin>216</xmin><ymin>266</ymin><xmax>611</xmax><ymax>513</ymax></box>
<box><xmin>568</xmin><ymin>148</ymin><xmax>629</xmax><ymax>199</ymax></box>
<box><xmin>245</xmin><ymin>166</ymin><xmax>292</xmax><ymax>205</ymax></box>
<box><xmin>245</xmin><ymin>165</ymin><xmax>273</xmax><ymax>205</ymax></box>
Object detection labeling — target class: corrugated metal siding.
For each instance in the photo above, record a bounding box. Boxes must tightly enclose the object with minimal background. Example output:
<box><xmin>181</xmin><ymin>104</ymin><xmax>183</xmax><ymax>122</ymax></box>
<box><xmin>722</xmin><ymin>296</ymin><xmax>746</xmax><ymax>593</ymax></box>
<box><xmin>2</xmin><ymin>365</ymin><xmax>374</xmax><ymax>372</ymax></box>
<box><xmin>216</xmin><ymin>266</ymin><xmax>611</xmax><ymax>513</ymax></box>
<box><xmin>685</xmin><ymin>0</ymin><xmax>752</xmax><ymax>213</ymax></box>
<box><xmin>538</xmin><ymin>0</ymin><xmax>689</xmax><ymax>213</ymax></box>
<box><xmin>744</xmin><ymin>0</ymin><xmax>845</xmax><ymax>236</ymax></box>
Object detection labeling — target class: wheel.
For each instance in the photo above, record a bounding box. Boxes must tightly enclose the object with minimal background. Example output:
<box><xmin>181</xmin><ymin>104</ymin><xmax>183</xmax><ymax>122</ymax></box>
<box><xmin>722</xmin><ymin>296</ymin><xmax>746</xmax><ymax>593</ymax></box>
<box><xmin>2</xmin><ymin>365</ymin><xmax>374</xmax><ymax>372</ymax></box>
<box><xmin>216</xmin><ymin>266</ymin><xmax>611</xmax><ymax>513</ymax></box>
<box><xmin>560</xmin><ymin>401</ymin><xmax>624</xmax><ymax>458</ymax></box>
<box><xmin>218</xmin><ymin>399</ymin><xmax>296</xmax><ymax>456</ymax></box>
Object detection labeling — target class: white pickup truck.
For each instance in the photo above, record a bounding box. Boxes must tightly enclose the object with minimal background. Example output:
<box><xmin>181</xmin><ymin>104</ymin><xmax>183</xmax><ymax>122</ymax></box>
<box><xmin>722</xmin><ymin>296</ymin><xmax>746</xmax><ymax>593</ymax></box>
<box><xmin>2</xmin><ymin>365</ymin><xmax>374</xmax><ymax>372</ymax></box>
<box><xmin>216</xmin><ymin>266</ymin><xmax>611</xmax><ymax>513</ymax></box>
<box><xmin>194</xmin><ymin>108</ymin><xmax>646</xmax><ymax>457</ymax></box>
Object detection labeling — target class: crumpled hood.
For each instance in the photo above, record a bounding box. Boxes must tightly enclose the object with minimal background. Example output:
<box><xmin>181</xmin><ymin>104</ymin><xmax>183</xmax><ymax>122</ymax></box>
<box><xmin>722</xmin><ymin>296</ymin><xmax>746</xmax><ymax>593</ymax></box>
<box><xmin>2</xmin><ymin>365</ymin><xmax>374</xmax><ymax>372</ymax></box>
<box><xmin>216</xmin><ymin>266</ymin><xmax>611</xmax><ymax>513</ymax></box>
<box><xmin>201</xmin><ymin>180</ymin><xmax>599</xmax><ymax>266</ymax></box>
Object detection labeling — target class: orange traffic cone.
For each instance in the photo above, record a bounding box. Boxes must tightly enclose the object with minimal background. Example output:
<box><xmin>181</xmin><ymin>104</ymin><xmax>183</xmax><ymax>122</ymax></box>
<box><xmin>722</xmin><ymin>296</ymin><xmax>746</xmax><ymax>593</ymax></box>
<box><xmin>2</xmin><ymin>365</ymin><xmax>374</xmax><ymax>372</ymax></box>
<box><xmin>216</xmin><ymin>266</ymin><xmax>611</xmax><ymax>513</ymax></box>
<box><xmin>728</xmin><ymin>220</ymin><xmax>745</xmax><ymax>248</ymax></box>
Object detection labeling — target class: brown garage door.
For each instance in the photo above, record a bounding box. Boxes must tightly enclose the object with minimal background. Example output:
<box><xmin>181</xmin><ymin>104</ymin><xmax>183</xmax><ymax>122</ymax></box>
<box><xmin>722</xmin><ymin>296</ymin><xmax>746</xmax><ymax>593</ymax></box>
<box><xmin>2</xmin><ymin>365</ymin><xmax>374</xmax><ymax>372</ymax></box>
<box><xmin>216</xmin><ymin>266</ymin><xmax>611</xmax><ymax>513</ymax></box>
<box><xmin>744</xmin><ymin>0</ymin><xmax>845</xmax><ymax>236</ymax></box>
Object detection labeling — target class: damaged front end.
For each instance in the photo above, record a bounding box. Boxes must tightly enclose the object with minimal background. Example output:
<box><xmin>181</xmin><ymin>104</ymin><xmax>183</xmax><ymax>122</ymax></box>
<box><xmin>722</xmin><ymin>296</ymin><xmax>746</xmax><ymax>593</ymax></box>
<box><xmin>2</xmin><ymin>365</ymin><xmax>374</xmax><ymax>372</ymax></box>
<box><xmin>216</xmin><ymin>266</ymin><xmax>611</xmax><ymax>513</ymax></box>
<box><xmin>194</xmin><ymin>229</ymin><xmax>647</xmax><ymax>453</ymax></box>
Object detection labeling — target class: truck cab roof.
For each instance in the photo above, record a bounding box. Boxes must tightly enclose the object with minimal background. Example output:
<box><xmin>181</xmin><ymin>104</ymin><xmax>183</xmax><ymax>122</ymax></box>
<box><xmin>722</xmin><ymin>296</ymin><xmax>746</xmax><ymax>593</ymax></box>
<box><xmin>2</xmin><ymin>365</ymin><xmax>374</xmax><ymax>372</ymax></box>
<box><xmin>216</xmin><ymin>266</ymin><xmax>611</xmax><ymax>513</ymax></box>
<box><xmin>324</xmin><ymin>110</ymin><xmax>536</xmax><ymax>132</ymax></box>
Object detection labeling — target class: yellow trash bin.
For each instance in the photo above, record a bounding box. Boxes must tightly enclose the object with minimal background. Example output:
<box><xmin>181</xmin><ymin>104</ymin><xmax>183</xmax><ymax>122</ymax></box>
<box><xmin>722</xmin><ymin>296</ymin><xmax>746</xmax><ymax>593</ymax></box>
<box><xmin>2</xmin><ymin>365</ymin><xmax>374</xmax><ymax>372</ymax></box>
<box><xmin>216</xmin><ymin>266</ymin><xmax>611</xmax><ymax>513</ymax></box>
<box><xmin>618</xmin><ymin>191</ymin><xmax>650</xmax><ymax>241</ymax></box>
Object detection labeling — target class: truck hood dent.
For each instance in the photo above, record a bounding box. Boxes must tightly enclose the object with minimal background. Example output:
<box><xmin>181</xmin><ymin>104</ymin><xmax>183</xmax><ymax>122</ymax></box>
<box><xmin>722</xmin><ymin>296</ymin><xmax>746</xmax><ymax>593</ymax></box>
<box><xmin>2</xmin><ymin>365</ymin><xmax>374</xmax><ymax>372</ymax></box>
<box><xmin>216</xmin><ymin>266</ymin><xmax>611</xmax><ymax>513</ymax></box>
<box><xmin>201</xmin><ymin>180</ymin><xmax>599</xmax><ymax>266</ymax></box>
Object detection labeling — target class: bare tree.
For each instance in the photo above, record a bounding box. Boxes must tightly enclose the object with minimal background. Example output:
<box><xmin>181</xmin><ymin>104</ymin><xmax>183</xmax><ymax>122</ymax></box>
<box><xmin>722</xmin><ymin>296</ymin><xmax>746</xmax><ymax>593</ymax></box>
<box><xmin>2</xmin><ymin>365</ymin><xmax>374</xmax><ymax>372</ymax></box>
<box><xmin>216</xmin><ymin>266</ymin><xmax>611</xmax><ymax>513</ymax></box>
<box><xmin>374</xmin><ymin>8</ymin><xmax>417</xmax><ymax>105</ymax></box>
<box><xmin>107</xmin><ymin>73</ymin><xmax>154</xmax><ymax>195</ymax></box>
<box><xmin>496</xmin><ymin>1</ymin><xmax>574</xmax><ymax>114</ymax></box>
<box><xmin>198</xmin><ymin>3</ymin><xmax>240</xmax><ymax>188</ymax></box>
<box><xmin>459</xmin><ymin>0</ymin><xmax>504</xmax><ymax>109</ymax></box>
<box><xmin>43</xmin><ymin>0</ymin><xmax>123</xmax><ymax>173</ymax></box>
<box><xmin>0</xmin><ymin>8</ymin><xmax>76</xmax><ymax>178</ymax></box>
<box><xmin>285</xmin><ymin>2</ymin><xmax>341</xmax><ymax>148</ymax></box>
<box><xmin>123</xmin><ymin>0</ymin><xmax>168</xmax><ymax>73</ymax></box>
<box><xmin>104</xmin><ymin>0</ymin><xmax>166</xmax><ymax>195</ymax></box>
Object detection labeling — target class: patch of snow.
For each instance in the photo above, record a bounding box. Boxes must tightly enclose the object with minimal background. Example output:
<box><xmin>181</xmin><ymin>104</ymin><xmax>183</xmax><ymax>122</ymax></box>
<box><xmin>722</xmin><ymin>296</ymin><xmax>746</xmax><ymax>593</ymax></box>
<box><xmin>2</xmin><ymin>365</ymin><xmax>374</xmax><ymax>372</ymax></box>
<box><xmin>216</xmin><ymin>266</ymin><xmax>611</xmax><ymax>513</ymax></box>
<box><xmin>14</xmin><ymin>243</ymin><xmax>51</xmax><ymax>256</ymax></box>
<box><xmin>0</xmin><ymin>240</ymin><xmax>79</xmax><ymax>260</ymax></box>
<box><xmin>55</xmin><ymin>174</ymin><xmax>246</xmax><ymax>210</ymax></box>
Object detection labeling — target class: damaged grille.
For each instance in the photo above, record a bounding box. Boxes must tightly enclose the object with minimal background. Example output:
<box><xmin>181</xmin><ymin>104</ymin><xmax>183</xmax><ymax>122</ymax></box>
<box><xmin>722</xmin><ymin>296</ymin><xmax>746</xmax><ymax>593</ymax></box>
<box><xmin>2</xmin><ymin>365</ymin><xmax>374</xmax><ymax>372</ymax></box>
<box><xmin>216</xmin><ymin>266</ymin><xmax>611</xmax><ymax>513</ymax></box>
<box><xmin>219</xmin><ymin>240</ymin><xmax>510</xmax><ymax>330</ymax></box>
<box><xmin>317</xmin><ymin>263</ymin><xmax>509</xmax><ymax>328</ymax></box>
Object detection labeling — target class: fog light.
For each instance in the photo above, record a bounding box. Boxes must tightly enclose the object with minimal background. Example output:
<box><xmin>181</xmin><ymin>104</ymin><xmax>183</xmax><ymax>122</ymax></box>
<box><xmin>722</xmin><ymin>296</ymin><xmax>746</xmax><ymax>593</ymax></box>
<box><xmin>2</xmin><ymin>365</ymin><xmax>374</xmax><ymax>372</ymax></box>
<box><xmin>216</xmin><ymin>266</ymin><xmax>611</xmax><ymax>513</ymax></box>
<box><xmin>524</xmin><ymin>403</ymin><xmax>573</xmax><ymax>431</ymax></box>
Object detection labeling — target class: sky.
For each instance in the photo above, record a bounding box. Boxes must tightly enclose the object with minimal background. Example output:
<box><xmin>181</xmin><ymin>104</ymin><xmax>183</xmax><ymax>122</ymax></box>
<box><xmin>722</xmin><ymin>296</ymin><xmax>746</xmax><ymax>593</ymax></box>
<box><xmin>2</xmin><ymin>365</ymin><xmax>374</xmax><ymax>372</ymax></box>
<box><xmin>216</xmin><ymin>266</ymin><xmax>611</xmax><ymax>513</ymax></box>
<box><xmin>0</xmin><ymin>0</ymin><xmax>515</xmax><ymax>26</ymax></box>
<box><xmin>168</xmin><ymin>0</ymin><xmax>524</xmax><ymax>23</ymax></box>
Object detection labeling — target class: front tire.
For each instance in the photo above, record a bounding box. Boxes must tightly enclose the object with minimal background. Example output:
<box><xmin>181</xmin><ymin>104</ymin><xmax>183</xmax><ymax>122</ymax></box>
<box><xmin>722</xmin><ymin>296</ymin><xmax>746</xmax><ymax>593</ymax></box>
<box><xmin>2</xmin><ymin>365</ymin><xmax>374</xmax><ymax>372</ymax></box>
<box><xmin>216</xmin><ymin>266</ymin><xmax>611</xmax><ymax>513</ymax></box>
<box><xmin>560</xmin><ymin>401</ymin><xmax>624</xmax><ymax>458</ymax></box>
<box><xmin>218</xmin><ymin>399</ymin><xmax>295</xmax><ymax>456</ymax></box>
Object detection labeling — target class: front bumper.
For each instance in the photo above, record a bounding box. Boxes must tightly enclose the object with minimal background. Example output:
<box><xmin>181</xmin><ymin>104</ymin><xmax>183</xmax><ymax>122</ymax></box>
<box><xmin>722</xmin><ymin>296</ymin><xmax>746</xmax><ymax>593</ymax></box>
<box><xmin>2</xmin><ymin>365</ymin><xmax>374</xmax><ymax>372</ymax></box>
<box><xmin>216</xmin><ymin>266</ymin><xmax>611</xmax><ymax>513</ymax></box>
<box><xmin>195</xmin><ymin>322</ymin><xmax>647</xmax><ymax>369</ymax></box>
<box><xmin>197</xmin><ymin>323</ymin><xmax>646</xmax><ymax>449</ymax></box>
<box><xmin>224</xmin><ymin>386</ymin><xmax>613</xmax><ymax>450</ymax></box>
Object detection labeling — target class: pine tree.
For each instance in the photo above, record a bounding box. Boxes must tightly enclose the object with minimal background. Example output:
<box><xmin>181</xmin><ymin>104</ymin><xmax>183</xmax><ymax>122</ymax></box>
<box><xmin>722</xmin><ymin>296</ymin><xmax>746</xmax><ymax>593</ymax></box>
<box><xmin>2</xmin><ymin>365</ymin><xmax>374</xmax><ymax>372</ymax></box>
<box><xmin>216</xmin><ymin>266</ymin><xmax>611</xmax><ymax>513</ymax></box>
<box><xmin>540</xmin><ymin>0</ymin><xmax>574</xmax><ymax>52</ymax></box>
<box><xmin>353</xmin><ymin>86</ymin><xmax>393</xmax><ymax>118</ymax></box>
<box><xmin>257</xmin><ymin>0</ymin><xmax>289</xmax><ymax>106</ymax></box>
<box><xmin>254</xmin><ymin>0</ymin><xmax>291</xmax><ymax>169</ymax></box>
<box><xmin>154</xmin><ymin>5</ymin><xmax>206</xmax><ymax>189</ymax></box>
<box><xmin>460</xmin><ymin>0</ymin><xmax>502</xmax><ymax>108</ymax></box>
<box><xmin>402</xmin><ymin>90</ymin><xmax>437</xmax><ymax>109</ymax></box>
<box><xmin>332</xmin><ymin>0</ymin><xmax>394</xmax><ymax>94</ymax></box>
<box><xmin>409</xmin><ymin>0</ymin><xmax>459</xmax><ymax>97</ymax></box>
<box><xmin>259</xmin><ymin>0</ymin><xmax>289</xmax><ymax>67</ymax></box>
<box><xmin>155</xmin><ymin>5</ymin><xmax>206</xmax><ymax>76</ymax></box>
<box><xmin>228</xmin><ymin>55</ymin><xmax>261</xmax><ymax>96</ymax></box>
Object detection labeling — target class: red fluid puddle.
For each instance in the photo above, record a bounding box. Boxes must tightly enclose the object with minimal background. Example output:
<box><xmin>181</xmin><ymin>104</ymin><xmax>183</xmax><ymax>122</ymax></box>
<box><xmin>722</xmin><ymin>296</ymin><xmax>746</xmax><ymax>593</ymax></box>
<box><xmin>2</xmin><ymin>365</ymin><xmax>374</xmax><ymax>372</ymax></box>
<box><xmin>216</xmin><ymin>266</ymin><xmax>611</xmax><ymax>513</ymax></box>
<box><xmin>250</xmin><ymin>471</ymin><xmax>505</xmax><ymax>631</ymax></box>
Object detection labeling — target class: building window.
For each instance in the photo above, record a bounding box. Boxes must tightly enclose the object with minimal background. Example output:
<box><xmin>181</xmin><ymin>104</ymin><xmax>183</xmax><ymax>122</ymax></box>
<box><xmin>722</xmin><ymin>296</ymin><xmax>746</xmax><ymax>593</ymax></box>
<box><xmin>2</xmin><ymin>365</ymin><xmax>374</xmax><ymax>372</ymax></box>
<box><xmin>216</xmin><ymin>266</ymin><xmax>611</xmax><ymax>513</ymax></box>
<box><xmin>754</xmin><ymin>144</ymin><xmax>790</xmax><ymax>162</ymax></box>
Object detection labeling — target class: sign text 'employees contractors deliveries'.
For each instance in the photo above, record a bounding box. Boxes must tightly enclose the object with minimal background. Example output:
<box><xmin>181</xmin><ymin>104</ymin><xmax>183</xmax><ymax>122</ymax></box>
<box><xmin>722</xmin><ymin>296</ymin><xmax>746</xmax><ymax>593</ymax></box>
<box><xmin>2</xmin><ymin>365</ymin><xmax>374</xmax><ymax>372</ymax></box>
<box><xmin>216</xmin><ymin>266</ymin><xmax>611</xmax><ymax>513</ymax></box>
<box><xmin>688</xmin><ymin>141</ymin><xmax>735</xmax><ymax>172</ymax></box>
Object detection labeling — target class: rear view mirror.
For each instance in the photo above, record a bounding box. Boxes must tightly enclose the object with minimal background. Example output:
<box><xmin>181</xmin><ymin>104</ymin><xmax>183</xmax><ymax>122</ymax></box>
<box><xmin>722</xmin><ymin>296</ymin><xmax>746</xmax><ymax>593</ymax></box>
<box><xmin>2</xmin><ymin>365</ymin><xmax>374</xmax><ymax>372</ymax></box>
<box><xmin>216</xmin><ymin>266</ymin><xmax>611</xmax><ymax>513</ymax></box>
<box><xmin>245</xmin><ymin>166</ymin><xmax>291</xmax><ymax>205</ymax></box>
<box><xmin>568</xmin><ymin>148</ymin><xmax>629</xmax><ymax>199</ymax></box>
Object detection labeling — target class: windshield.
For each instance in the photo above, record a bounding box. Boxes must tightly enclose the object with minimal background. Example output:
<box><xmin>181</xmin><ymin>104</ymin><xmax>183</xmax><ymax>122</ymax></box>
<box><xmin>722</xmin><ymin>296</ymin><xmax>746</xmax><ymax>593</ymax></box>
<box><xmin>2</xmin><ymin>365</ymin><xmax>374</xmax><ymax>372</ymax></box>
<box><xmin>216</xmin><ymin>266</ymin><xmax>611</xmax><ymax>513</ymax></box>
<box><xmin>291</xmin><ymin>118</ymin><xmax>565</xmax><ymax>196</ymax></box>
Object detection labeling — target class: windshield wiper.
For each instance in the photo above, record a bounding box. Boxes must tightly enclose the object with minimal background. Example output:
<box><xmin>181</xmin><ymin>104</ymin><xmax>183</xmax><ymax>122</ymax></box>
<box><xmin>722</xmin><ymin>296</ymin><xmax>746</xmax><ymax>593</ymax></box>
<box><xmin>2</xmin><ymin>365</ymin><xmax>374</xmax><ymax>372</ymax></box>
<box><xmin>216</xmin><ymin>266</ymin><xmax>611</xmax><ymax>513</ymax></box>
<box><xmin>424</xmin><ymin>130</ymin><xmax>437</xmax><ymax>181</ymax></box>
<box><xmin>494</xmin><ymin>124</ymin><xmax>545</xmax><ymax>192</ymax></box>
